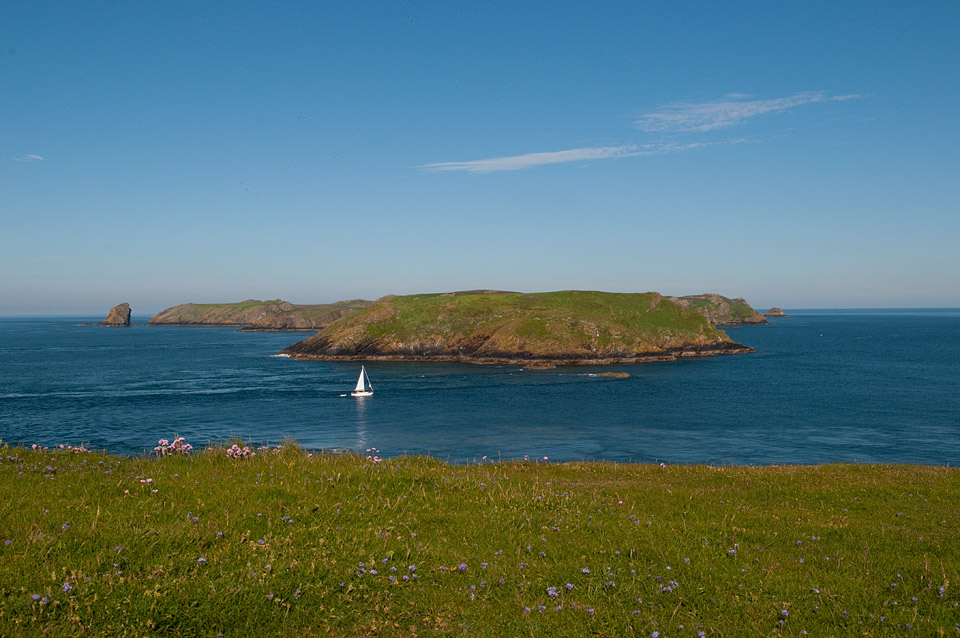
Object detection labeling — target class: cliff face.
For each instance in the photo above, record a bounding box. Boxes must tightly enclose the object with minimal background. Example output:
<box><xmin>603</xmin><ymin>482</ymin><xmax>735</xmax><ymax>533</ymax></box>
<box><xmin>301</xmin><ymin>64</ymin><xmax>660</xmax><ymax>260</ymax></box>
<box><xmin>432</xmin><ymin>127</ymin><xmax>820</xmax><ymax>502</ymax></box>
<box><xmin>281</xmin><ymin>290</ymin><xmax>754</xmax><ymax>366</ymax></box>
<box><xmin>148</xmin><ymin>299</ymin><xmax>373</xmax><ymax>330</ymax></box>
<box><xmin>99</xmin><ymin>303</ymin><xmax>131</xmax><ymax>327</ymax></box>
<box><xmin>666</xmin><ymin>294</ymin><xmax>767</xmax><ymax>326</ymax></box>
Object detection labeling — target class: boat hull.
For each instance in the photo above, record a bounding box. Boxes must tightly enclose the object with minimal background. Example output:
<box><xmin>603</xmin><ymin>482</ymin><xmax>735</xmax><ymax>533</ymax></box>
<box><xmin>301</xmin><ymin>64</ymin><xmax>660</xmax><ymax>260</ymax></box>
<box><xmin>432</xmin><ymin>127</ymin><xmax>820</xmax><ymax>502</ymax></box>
<box><xmin>351</xmin><ymin>391</ymin><xmax>373</xmax><ymax>397</ymax></box>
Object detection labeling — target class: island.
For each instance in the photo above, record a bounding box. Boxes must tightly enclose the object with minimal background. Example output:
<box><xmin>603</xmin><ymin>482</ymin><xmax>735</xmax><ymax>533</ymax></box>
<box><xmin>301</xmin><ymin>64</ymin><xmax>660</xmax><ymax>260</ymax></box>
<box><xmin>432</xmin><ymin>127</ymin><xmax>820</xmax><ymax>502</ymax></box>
<box><xmin>764</xmin><ymin>307</ymin><xmax>789</xmax><ymax>317</ymax></box>
<box><xmin>148</xmin><ymin>299</ymin><xmax>373</xmax><ymax>330</ymax></box>
<box><xmin>665</xmin><ymin>294</ymin><xmax>767</xmax><ymax>325</ymax></box>
<box><xmin>280</xmin><ymin>290</ymin><xmax>754</xmax><ymax>367</ymax></box>
<box><xmin>98</xmin><ymin>302</ymin><xmax>131</xmax><ymax>327</ymax></box>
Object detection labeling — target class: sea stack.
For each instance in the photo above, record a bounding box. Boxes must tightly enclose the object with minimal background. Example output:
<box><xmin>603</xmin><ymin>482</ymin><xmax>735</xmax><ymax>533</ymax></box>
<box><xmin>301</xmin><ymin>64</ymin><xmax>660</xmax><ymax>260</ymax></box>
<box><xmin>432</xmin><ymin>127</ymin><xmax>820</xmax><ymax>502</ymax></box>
<box><xmin>764</xmin><ymin>307</ymin><xmax>788</xmax><ymax>317</ymax></box>
<box><xmin>99</xmin><ymin>302</ymin><xmax>132</xmax><ymax>326</ymax></box>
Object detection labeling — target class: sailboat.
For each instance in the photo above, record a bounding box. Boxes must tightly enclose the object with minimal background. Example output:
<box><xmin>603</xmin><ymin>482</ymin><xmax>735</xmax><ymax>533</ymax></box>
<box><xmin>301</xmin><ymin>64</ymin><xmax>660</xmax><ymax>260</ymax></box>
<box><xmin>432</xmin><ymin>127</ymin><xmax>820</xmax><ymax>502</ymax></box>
<box><xmin>350</xmin><ymin>365</ymin><xmax>373</xmax><ymax>397</ymax></box>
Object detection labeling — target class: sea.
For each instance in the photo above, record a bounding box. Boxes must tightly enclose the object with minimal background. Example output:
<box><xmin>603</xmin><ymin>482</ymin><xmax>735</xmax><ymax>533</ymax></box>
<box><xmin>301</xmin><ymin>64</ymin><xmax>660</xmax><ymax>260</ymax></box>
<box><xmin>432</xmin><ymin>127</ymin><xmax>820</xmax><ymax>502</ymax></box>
<box><xmin>1</xmin><ymin>311</ymin><xmax>958</xmax><ymax>465</ymax></box>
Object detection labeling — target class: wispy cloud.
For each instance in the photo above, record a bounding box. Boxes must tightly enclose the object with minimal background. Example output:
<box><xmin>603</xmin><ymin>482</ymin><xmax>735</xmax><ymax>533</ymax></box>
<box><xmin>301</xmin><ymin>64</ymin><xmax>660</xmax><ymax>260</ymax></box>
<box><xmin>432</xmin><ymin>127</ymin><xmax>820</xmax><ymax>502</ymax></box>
<box><xmin>420</xmin><ymin>145</ymin><xmax>640</xmax><ymax>173</ymax></box>
<box><xmin>420</xmin><ymin>140</ymin><xmax>742</xmax><ymax>173</ymax></box>
<box><xmin>633</xmin><ymin>91</ymin><xmax>862</xmax><ymax>133</ymax></box>
<box><xmin>13</xmin><ymin>154</ymin><xmax>44</xmax><ymax>162</ymax></box>
<box><xmin>421</xmin><ymin>91</ymin><xmax>859</xmax><ymax>173</ymax></box>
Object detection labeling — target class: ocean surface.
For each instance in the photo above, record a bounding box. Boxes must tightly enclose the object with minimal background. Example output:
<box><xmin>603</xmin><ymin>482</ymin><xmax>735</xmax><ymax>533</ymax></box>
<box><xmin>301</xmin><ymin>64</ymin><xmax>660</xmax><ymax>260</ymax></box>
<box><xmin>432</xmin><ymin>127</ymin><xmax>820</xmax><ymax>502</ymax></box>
<box><xmin>1</xmin><ymin>311</ymin><xmax>958</xmax><ymax>465</ymax></box>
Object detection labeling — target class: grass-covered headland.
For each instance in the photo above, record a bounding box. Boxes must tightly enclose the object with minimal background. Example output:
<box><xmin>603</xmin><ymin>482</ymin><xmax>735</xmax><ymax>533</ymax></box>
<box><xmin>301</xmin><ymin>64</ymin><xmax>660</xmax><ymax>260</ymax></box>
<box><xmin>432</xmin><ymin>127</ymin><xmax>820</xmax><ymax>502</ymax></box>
<box><xmin>1</xmin><ymin>442</ymin><xmax>958</xmax><ymax>636</ymax></box>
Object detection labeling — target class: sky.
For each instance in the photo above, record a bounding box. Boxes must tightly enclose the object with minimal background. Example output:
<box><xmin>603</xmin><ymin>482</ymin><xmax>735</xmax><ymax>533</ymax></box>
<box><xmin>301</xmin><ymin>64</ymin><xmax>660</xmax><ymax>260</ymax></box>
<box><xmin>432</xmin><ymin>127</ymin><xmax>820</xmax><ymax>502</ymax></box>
<box><xmin>2</xmin><ymin>1</ymin><xmax>959</xmax><ymax>314</ymax></box>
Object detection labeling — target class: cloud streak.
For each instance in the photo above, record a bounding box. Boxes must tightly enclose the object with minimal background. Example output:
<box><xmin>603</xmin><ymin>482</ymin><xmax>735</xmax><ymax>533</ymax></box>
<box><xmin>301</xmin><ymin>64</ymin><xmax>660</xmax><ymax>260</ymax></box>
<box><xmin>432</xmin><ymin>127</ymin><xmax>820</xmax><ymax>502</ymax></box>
<box><xmin>633</xmin><ymin>91</ymin><xmax>862</xmax><ymax>133</ymax></box>
<box><xmin>421</xmin><ymin>91</ymin><xmax>860</xmax><ymax>173</ymax></box>
<box><xmin>13</xmin><ymin>154</ymin><xmax>44</xmax><ymax>162</ymax></box>
<box><xmin>420</xmin><ymin>145</ymin><xmax>640</xmax><ymax>173</ymax></box>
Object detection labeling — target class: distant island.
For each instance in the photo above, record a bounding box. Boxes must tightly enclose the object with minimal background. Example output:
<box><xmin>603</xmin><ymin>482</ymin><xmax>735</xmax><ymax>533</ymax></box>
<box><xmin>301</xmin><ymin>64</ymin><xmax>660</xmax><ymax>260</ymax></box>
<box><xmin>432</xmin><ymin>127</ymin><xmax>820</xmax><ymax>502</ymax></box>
<box><xmin>148</xmin><ymin>299</ymin><xmax>373</xmax><ymax>331</ymax></box>
<box><xmin>666</xmin><ymin>294</ymin><xmax>767</xmax><ymax>325</ymax></box>
<box><xmin>764</xmin><ymin>307</ymin><xmax>789</xmax><ymax>317</ymax></box>
<box><xmin>280</xmin><ymin>290</ymin><xmax>754</xmax><ymax>367</ymax></box>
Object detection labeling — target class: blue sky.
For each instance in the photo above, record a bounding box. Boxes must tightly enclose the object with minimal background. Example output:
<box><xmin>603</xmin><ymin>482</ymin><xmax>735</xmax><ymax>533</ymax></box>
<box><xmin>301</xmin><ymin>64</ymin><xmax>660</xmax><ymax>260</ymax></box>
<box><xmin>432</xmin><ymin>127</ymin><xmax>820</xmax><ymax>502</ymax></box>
<box><xmin>2</xmin><ymin>1</ymin><xmax>958</xmax><ymax>314</ymax></box>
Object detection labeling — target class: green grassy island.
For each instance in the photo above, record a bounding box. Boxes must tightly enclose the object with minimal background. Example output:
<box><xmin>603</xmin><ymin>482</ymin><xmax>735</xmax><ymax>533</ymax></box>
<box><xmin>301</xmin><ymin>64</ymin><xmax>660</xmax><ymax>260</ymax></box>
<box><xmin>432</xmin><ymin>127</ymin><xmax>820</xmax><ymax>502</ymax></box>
<box><xmin>281</xmin><ymin>290</ymin><xmax>753</xmax><ymax>366</ymax></box>
<box><xmin>1</xmin><ymin>443</ymin><xmax>957</xmax><ymax>636</ymax></box>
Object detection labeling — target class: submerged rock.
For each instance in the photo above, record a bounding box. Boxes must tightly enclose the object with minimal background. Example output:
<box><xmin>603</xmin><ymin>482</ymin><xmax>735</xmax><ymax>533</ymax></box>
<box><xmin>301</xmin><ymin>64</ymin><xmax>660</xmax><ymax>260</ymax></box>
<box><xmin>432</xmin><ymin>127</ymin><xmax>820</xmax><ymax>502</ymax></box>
<box><xmin>99</xmin><ymin>303</ymin><xmax>131</xmax><ymax>327</ymax></box>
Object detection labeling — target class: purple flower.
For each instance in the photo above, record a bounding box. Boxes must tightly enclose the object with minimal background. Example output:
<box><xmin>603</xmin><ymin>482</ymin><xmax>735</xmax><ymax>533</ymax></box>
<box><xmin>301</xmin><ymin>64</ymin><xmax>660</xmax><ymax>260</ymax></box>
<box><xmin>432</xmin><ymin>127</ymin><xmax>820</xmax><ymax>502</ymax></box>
<box><xmin>587</xmin><ymin>608</ymin><xmax>594</xmax><ymax>616</ymax></box>
<box><xmin>581</xmin><ymin>567</ymin><xmax>590</xmax><ymax>574</ymax></box>
<box><xmin>197</xmin><ymin>557</ymin><xmax>207</xmax><ymax>563</ymax></box>
<box><xmin>565</xmin><ymin>583</ymin><xmax>574</xmax><ymax>590</ymax></box>
<box><xmin>62</xmin><ymin>582</ymin><xmax>72</xmax><ymax>592</ymax></box>
<box><xmin>458</xmin><ymin>563</ymin><xmax>468</xmax><ymax>572</ymax></box>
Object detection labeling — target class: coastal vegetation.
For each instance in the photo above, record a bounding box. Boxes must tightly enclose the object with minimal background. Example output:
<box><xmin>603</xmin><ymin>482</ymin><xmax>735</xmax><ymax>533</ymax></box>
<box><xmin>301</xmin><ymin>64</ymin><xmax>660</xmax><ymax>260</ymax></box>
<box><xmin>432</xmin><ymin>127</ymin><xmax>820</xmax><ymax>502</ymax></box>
<box><xmin>2</xmin><ymin>442</ymin><xmax>957</xmax><ymax>636</ymax></box>
<box><xmin>282</xmin><ymin>290</ymin><xmax>753</xmax><ymax>365</ymax></box>
<box><xmin>148</xmin><ymin>299</ymin><xmax>372</xmax><ymax>330</ymax></box>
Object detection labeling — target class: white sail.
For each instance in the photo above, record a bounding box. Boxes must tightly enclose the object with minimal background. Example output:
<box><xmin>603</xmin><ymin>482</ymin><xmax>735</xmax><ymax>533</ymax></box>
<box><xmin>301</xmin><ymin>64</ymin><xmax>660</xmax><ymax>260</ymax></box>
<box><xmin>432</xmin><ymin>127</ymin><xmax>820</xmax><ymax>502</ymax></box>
<box><xmin>354</xmin><ymin>366</ymin><xmax>367</xmax><ymax>393</ymax></box>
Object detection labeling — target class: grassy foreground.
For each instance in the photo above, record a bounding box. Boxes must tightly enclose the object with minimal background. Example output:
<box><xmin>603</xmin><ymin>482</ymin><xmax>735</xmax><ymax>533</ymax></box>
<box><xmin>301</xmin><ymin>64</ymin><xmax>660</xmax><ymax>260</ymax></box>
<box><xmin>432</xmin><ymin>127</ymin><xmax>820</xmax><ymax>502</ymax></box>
<box><xmin>1</xmin><ymin>444</ymin><xmax>958</xmax><ymax>637</ymax></box>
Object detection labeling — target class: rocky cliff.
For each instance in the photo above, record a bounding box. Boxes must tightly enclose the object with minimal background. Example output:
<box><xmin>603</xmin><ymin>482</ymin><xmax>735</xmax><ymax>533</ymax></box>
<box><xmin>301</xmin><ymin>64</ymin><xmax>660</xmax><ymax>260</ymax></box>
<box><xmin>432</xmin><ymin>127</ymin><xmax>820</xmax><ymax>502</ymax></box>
<box><xmin>148</xmin><ymin>299</ymin><xmax>373</xmax><ymax>330</ymax></box>
<box><xmin>666</xmin><ymin>294</ymin><xmax>767</xmax><ymax>326</ymax></box>
<box><xmin>99</xmin><ymin>303</ymin><xmax>131</xmax><ymax>327</ymax></box>
<box><xmin>281</xmin><ymin>290</ymin><xmax>754</xmax><ymax>367</ymax></box>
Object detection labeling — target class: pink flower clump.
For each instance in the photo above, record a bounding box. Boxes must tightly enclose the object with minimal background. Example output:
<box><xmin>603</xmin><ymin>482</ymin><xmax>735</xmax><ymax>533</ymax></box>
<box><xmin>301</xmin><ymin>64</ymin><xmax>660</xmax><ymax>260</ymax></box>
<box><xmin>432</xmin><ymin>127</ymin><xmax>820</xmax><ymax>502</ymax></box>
<box><xmin>154</xmin><ymin>437</ymin><xmax>193</xmax><ymax>456</ymax></box>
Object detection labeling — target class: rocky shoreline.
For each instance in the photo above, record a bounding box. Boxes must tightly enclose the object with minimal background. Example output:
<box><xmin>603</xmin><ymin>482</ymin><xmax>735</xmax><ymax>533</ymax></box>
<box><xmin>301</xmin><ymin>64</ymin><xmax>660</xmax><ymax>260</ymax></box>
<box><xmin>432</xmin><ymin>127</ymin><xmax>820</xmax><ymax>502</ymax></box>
<box><xmin>283</xmin><ymin>342</ymin><xmax>755</xmax><ymax>369</ymax></box>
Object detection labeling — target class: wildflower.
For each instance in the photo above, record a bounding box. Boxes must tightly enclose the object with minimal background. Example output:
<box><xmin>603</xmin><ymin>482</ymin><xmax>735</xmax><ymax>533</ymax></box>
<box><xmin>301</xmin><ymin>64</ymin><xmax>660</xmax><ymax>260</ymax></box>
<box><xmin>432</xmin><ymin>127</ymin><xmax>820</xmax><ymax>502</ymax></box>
<box><xmin>458</xmin><ymin>563</ymin><xmax>468</xmax><ymax>572</ymax></box>
<box><xmin>565</xmin><ymin>583</ymin><xmax>574</xmax><ymax>590</ymax></box>
<box><xmin>198</xmin><ymin>557</ymin><xmax>207</xmax><ymax>563</ymax></box>
<box><xmin>587</xmin><ymin>608</ymin><xmax>595</xmax><ymax>616</ymax></box>
<box><xmin>62</xmin><ymin>582</ymin><xmax>72</xmax><ymax>592</ymax></box>
<box><xmin>581</xmin><ymin>567</ymin><xmax>590</xmax><ymax>574</ymax></box>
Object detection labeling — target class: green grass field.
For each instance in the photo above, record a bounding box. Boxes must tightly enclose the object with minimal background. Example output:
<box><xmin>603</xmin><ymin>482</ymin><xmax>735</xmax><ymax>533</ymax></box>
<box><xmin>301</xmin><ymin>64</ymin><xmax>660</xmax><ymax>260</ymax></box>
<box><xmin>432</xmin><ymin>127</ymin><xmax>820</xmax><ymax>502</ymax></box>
<box><xmin>1</xmin><ymin>442</ymin><xmax>957</xmax><ymax>636</ymax></box>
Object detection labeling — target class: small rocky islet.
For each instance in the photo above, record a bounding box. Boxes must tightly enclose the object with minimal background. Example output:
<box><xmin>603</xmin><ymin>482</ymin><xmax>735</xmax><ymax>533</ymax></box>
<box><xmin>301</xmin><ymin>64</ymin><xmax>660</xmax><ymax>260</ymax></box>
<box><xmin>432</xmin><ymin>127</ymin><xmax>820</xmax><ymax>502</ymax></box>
<box><xmin>98</xmin><ymin>302</ymin><xmax>131</xmax><ymax>327</ymax></box>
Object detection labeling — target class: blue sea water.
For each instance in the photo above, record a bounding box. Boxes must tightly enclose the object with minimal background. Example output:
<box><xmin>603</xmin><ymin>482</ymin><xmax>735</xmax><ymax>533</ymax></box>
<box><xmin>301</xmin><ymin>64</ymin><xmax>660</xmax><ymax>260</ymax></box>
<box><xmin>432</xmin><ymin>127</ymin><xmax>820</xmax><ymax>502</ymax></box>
<box><xmin>1</xmin><ymin>311</ymin><xmax>958</xmax><ymax>465</ymax></box>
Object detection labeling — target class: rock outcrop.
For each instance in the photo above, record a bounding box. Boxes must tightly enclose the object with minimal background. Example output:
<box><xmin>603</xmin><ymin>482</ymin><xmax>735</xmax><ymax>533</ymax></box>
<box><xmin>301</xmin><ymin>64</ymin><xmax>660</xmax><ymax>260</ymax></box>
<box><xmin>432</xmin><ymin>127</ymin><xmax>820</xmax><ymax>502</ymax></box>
<box><xmin>281</xmin><ymin>290</ymin><xmax>754</xmax><ymax>366</ymax></box>
<box><xmin>666</xmin><ymin>294</ymin><xmax>767</xmax><ymax>326</ymax></box>
<box><xmin>764</xmin><ymin>307</ymin><xmax>789</xmax><ymax>317</ymax></box>
<box><xmin>99</xmin><ymin>303</ymin><xmax>131</xmax><ymax>327</ymax></box>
